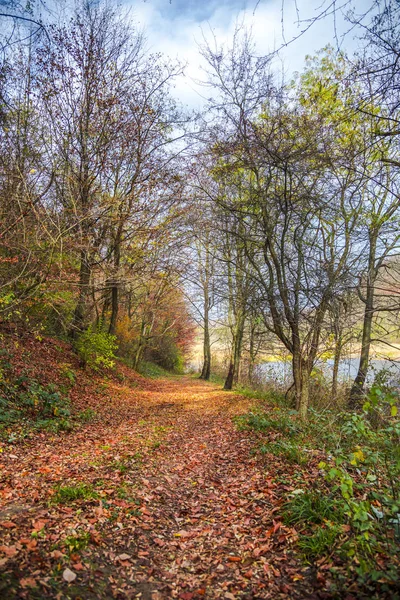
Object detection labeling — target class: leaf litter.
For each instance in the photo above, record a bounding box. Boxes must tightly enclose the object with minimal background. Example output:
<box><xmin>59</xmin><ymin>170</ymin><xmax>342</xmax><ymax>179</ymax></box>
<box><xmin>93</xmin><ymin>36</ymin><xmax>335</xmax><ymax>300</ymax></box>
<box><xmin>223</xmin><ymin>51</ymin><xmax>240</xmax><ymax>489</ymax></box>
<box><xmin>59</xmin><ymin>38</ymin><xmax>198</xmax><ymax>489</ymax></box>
<box><xmin>0</xmin><ymin>339</ymin><xmax>336</xmax><ymax>598</ymax></box>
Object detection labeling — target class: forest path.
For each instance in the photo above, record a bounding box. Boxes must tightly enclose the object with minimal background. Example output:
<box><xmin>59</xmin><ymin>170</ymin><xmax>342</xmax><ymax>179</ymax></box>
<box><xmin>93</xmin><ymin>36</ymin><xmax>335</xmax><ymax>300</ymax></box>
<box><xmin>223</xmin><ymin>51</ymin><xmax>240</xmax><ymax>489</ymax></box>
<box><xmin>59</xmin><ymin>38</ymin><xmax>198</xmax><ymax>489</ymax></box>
<box><xmin>0</xmin><ymin>375</ymin><xmax>317</xmax><ymax>599</ymax></box>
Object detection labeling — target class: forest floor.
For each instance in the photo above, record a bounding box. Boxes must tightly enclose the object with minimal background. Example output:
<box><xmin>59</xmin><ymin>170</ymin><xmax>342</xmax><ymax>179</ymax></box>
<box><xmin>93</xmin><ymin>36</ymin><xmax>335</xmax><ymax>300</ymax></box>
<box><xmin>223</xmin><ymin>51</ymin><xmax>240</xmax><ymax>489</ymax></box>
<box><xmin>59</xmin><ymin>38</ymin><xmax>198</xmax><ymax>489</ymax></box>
<box><xmin>0</xmin><ymin>337</ymin><xmax>348</xmax><ymax>599</ymax></box>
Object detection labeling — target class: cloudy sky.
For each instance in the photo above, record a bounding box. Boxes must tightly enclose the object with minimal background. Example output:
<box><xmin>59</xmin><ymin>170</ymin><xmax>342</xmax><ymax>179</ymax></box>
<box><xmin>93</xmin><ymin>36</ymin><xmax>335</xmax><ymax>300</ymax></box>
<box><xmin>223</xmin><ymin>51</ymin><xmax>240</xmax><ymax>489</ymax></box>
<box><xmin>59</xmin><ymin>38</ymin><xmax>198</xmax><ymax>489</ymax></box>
<box><xmin>125</xmin><ymin>0</ymin><xmax>366</xmax><ymax>108</ymax></box>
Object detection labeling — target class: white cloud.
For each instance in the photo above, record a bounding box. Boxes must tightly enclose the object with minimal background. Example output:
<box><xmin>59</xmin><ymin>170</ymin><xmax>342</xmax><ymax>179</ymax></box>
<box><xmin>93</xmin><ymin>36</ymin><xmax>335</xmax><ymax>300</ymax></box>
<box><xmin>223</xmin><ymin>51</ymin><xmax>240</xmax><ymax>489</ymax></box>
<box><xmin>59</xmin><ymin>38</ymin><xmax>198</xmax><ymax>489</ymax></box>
<box><xmin>127</xmin><ymin>0</ymin><xmax>361</xmax><ymax>108</ymax></box>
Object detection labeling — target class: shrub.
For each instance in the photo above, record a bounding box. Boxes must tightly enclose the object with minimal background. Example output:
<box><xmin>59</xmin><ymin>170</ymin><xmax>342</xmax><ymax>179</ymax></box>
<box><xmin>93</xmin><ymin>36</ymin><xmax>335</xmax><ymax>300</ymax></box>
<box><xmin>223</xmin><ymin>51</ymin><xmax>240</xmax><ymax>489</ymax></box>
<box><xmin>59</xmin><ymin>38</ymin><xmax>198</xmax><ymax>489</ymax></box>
<box><xmin>75</xmin><ymin>327</ymin><xmax>118</xmax><ymax>370</ymax></box>
<box><xmin>22</xmin><ymin>381</ymin><xmax>70</xmax><ymax>418</ymax></box>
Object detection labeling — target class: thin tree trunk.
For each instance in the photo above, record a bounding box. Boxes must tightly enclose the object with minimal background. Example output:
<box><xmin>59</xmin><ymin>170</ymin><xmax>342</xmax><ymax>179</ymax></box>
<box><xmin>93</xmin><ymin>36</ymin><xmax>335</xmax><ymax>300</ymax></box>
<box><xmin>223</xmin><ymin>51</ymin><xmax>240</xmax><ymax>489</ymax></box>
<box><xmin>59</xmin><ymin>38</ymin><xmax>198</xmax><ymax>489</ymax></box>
<box><xmin>200</xmin><ymin>284</ymin><xmax>211</xmax><ymax>380</ymax></box>
<box><xmin>224</xmin><ymin>313</ymin><xmax>245</xmax><ymax>390</ymax></box>
<box><xmin>292</xmin><ymin>353</ymin><xmax>310</xmax><ymax>419</ymax></box>
<box><xmin>349</xmin><ymin>232</ymin><xmax>377</xmax><ymax>407</ymax></box>
<box><xmin>70</xmin><ymin>249</ymin><xmax>91</xmax><ymax>337</ymax></box>
<box><xmin>109</xmin><ymin>250</ymin><xmax>120</xmax><ymax>335</ymax></box>
<box><xmin>331</xmin><ymin>337</ymin><xmax>342</xmax><ymax>402</ymax></box>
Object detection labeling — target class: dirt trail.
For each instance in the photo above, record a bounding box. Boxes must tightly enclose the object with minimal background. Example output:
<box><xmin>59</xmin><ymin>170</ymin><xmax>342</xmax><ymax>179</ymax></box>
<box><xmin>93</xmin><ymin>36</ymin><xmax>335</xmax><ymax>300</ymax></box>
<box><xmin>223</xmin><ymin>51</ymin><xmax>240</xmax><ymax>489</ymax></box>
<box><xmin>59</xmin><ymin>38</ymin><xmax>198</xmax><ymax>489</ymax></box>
<box><xmin>0</xmin><ymin>376</ymin><xmax>320</xmax><ymax>599</ymax></box>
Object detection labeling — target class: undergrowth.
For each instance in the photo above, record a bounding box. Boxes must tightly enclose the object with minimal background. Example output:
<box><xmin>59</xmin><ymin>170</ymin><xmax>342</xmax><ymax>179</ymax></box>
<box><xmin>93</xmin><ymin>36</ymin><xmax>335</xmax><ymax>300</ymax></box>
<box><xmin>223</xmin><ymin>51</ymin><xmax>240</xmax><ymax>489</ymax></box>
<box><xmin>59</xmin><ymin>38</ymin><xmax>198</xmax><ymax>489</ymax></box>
<box><xmin>0</xmin><ymin>348</ymin><xmax>73</xmax><ymax>441</ymax></box>
<box><xmin>137</xmin><ymin>360</ymin><xmax>174</xmax><ymax>379</ymax></box>
<box><xmin>234</xmin><ymin>380</ymin><xmax>400</xmax><ymax>596</ymax></box>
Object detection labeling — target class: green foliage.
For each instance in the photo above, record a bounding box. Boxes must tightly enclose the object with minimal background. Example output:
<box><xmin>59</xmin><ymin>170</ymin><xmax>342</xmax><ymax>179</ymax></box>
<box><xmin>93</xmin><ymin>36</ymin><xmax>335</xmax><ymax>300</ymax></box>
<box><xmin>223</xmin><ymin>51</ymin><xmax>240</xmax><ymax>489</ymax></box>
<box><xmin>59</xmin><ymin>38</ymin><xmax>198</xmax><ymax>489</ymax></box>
<box><xmin>0</xmin><ymin>349</ymin><xmax>73</xmax><ymax>439</ymax></box>
<box><xmin>77</xmin><ymin>408</ymin><xmax>96</xmax><ymax>422</ymax></box>
<box><xmin>75</xmin><ymin>327</ymin><xmax>118</xmax><ymax>370</ymax></box>
<box><xmin>237</xmin><ymin>380</ymin><xmax>400</xmax><ymax>590</ymax></box>
<box><xmin>298</xmin><ymin>525</ymin><xmax>342</xmax><ymax>561</ymax></box>
<box><xmin>234</xmin><ymin>410</ymin><xmax>300</xmax><ymax>437</ymax></box>
<box><xmin>146</xmin><ymin>337</ymin><xmax>185</xmax><ymax>373</ymax></box>
<box><xmin>63</xmin><ymin>532</ymin><xmax>90</xmax><ymax>552</ymax></box>
<box><xmin>235</xmin><ymin>385</ymin><xmax>287</xmax><ymax>406</ymax></box>
<box><xmin>52</xmin><ymin>483</ymin><xmax>98</xmax><ymax>504</ymax></box>
<box><xmin>315</xmin><ymin>384</ymin><xmax>400</xmax><ymax>583</ymax></box>
<box><xmin>59</xmin><ymin>363</ymin><xmax>77</xmax><ymax>386</ymax></box>
<box><xmin>283</xmin><ymin>491</ymin><xmax>344</xmax><ymax>525</ymax></box>
<box><xmin>259</xmin><ymin>439</ymin><xmax>308</xmax><ymax>465</ymax></box>
<box><xmin>21</xmin><ymin>381</ymin><xmax>70</xmax><ymax>418</ymax></box>
<box><xmin>138</xmin><ymin>360</ymin><xmax>172</xmax><ymax>379</ymax></box>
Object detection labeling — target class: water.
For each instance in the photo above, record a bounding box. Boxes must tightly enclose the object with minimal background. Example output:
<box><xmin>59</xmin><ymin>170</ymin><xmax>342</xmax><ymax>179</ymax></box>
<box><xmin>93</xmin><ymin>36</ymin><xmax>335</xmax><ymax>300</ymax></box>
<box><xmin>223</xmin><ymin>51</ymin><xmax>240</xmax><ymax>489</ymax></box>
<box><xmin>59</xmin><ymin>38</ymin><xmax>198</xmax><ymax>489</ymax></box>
<box><xmin>259</xmin><ymin>358</ymin><xmax>400</xmax><ymax>385</ymax></box>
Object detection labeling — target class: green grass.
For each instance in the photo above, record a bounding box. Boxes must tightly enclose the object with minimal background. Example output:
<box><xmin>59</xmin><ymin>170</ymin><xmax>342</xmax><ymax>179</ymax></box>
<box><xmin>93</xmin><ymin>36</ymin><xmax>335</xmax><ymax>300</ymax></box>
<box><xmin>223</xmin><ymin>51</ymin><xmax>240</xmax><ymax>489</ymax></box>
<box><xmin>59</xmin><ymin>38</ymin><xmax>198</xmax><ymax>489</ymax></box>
<box><xmin>137</xmin><ymin>361</ymin><xmax>174</xmax><ymax>379</ymax></box>
<box><xmin>298</xmin><ymin>525</ymin><xmax>342</xmax><ymax>561</ymax></box>
<box><xmin>234</xmin><ymin>384</ymin><xmax>287</xmax><ymax>405</ymax></box>
<box><xmin>52</xmin><ymin>483</ymin><xmax>98</xmax><ymax>504</ymax></box>
<box><xmin>259</xmin><ymin>439</ymin><xmax>308</xmax><ymax>464</ymax></box>
<box><xmin>282</xmin><ymin>491</ymin><xmax>345</xmax><ymax>525</ymax></box>
<box><xmin>235</xmin><ymin>410</ymin><xmax>300</xmax><ymax>437</ymax></box>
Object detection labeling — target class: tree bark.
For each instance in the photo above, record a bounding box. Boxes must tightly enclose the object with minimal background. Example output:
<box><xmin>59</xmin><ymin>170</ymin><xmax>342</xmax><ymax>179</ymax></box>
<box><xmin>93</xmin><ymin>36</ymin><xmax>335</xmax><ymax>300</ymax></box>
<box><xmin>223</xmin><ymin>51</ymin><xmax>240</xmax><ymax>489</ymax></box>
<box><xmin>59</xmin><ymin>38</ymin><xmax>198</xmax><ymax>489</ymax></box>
<box><xmin>331</xmin><ymin>337</ymin><xmax>342</xmax><ymax>402</ymax></box>
<box><xmin>224</xmin><ymin>312</ymin><xmax>245</xmax><ymax>390</ymax></box>
<box><xmin>349</xmin><ymin>231</ymin><xmax>378</xmax><ymax>407</ymax></box>
<box><xmin>109</xmin><ymin>237</ymin><xmax>121</xmax><ymax>335</ymax></box>
<box><xmin>70</xmin><ymin>249</ymin><xmax>91</xmax><ymax>337</ymax></box>
<box><xmin>200</xmin><ymin>281</ymin><xmax>211</xmax><ymax>380</ymax></box>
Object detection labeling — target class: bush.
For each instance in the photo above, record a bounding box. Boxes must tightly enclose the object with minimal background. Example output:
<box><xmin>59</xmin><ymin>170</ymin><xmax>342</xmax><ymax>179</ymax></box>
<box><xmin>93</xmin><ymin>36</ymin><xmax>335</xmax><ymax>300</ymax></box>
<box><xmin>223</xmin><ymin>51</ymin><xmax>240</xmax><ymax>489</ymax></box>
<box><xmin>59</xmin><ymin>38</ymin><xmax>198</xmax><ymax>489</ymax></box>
<box><xmin>75</xmin><ymin>327</ymin><xmax>118</xmax><ymax>370</ymax></box>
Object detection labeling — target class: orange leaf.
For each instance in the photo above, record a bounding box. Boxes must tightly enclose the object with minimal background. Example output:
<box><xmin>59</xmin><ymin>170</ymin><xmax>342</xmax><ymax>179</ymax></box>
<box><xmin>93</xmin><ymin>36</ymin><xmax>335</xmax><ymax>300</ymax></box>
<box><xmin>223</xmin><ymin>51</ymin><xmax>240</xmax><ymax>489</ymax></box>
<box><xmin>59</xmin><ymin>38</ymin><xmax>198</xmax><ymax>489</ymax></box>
<box><xmin>20</xmin><ymin>577</ymin><xmax>36</xmax><ymax>588</ymax></box>
<box><xmin>0</xmin><ymin>521</ymin><xmax>16</xmax><ymax>529</ymax></box>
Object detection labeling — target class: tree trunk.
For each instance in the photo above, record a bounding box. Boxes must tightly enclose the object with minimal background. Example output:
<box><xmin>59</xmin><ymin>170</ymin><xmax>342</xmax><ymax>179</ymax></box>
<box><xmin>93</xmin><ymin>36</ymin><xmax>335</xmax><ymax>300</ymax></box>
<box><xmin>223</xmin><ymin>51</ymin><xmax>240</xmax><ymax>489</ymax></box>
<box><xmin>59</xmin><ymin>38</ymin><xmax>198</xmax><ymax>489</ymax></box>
<box><xmin>200</xmin><ymin>286</ymin><xmax>211</xmax><ymax>380</ymax></box>
<box><xmin>70</xmin><ymin>249</ymin><xmax>91</xmax><ymax>337</ymax></box>
<box><xmin>109</xmin><ymin>229</ymin><xmax>122</xmax><ymax>335</ymax></box>
<box><xmin>298</xmin><ymin>370</ymin><xmax>310</xmax><ymax>420</ymax></box>
<box><xmin>331</xmin><ymin>337</ymin><xmax>342</xmax><ymax>402</ymax></box>
<box><xmin>349</xmin><ymin>232</ymin><xmax>377</xmax><ymax>408</ymax></box>
<box><xmin>248</xmin><ymin>321</ymin><xmax>256</xmax><ymax>385</ymax></box>
<box><xmin>292</xmin><ymin>353</ymin><xmax>310</xmax><ymax>419</ymax></box>
<box><xmin>224</xmin><ymin>360</ymin><xmax>235</xmax><ymax>390</ymax></box>
<box><xmin>224</xmin><ymin>313</ymin><xmax>245</xmax><ymax>390</ymax></box>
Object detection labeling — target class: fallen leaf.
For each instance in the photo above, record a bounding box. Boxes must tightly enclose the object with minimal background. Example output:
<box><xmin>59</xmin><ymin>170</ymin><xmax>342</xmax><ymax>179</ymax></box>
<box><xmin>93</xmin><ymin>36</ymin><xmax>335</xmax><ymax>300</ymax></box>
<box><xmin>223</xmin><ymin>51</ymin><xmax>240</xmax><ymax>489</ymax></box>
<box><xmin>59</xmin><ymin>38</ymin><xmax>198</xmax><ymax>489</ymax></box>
<box><xmin>20</xmin><ymin>577</ymin><xmax>36</xmax><ymax>588</ymax></box>
<box><xmin>63</xmin><ymin>568</ymin><xmax>77</xmax><ymax>583</ymax></box>
<box><xmin>117</xmin><ymin>553</ymin><xmax>131</xmax><ymax>561</ymax></box>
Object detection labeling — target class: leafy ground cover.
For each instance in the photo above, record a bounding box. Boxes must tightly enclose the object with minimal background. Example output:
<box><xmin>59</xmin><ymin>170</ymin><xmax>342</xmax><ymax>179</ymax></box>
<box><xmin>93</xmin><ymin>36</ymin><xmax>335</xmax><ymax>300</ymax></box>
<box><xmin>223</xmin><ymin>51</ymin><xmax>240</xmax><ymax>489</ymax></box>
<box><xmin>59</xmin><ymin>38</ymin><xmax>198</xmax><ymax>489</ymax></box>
<box><xmin>0</xmin><ymin>333</ymin><xmax>399</xmax><ymax>599</ymax></box>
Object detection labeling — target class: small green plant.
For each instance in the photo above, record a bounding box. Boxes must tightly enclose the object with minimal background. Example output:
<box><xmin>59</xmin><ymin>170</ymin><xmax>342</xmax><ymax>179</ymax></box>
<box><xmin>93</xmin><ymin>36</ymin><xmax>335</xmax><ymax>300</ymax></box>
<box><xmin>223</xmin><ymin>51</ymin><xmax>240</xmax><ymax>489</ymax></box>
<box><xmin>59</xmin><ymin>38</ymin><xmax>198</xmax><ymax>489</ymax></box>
<box><xmin>298</xmin><ymin>525</ymin><xmax>342</xmax><ymax>560</ymax></box>
<box><xmin>113</xmin><ymin>459</ymin><xmax>129</xmax><ymax>474</ymax></box>
<box><xmin>234</xmin><ymin>410</ymin><xmax>300</xmax><ymax>438</ymax></box>
<box><xmin>75</xmin><ymin>327</ymin><xmax>118</xmax><ymax>370</ymax></box>
<box><xmin>52</xmin><ymin>483</ymin><xmax>98</xmax><ymax>504</ymax></box>
<box><xmin>22</xmin><ymin>381</ymin><xmax>70</xmax><ymax>418</ymax></box>
<box><xmin>59</xmin><ymin>363</ymin><xmax>77</xmax><ymax>386</ymax></box>
<box><xmin>282</xmin><ymin>491</ymin><xmax>344</xmax><ymax>525</ymax></box>
<box><xmin>63</xmin><ymin>532</ymin><xmax>90</xmax><ymax>552</ymax></box>
<box><xmin>116</xmin><ymin>484</ymin><xmax>140</xmax><ymax>504</ymax></box>
<box><xmin>34</xmin><ymin>417</ymin><xmax>73</xmax><ymax>433</ymax></box>
<box><xmin>137</xmin><ymin>361</ymin><xmax>171</xmax><ymax>379</ymax></box>
<box><xmin>259</xmin><ymin>439</ymin><xmax>308</xmax><ymax>464</ymax></box>
<box><xmin>77</xmin><ymin>408</ymin><xmax>96</xmax><ymax>422</ymax></box>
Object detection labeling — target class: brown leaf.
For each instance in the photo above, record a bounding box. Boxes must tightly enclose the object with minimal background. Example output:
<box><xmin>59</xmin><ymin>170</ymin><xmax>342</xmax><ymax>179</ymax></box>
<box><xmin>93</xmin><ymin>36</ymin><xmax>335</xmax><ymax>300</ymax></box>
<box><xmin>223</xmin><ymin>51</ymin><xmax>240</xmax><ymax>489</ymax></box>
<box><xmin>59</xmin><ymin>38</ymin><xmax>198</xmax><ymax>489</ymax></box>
<box><xmin>0</xmin><ymin>521</ymin><xmax>16</xmax><ymax>529</ymax></box>
<box><xmin>20</xmin><ymin>577</ymin><xmax>37</xmax><ymax>588</ymax></box>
